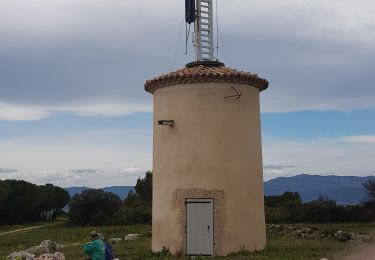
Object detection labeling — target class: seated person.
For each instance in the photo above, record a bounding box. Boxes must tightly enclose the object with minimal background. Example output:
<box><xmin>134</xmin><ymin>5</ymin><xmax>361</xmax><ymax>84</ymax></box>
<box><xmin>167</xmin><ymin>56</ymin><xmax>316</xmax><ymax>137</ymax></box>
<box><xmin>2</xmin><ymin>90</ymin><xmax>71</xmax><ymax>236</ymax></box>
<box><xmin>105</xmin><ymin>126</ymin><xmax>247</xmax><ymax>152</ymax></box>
<box><xmin>97</xmin><ymin>233</ymin><xmax>115</xmax><ymax>260</ymax></box>
<box><xmin>84</xmin><ymin>231</ymin><xmax>105</xmax><ymax>260</ymax></box>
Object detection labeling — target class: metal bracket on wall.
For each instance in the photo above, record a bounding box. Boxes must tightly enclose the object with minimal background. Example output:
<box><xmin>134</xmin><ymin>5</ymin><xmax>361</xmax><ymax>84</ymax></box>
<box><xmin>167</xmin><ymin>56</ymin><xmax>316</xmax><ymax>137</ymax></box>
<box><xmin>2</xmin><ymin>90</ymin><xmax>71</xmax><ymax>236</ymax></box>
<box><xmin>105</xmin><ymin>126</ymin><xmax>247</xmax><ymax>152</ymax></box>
<box><xmin>225</xmin><ymin>86</ymin><xmax>242</xmax><ymax>99</ymax></box>
<box><xmin>157</xmin><ymin>120</ymin><xmax>175</xmax><ymax>126</ymax></box>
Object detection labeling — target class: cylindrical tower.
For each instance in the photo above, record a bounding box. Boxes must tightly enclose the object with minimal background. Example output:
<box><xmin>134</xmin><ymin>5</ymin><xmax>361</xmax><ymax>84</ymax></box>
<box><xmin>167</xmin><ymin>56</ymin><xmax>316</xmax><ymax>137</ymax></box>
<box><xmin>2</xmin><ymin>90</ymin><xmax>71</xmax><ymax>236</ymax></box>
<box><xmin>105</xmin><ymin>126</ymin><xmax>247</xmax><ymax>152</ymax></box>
<box><xmin>145</xmin><ymin>61</ymin><xmax>269</xmax><ymax>256</ymax></box>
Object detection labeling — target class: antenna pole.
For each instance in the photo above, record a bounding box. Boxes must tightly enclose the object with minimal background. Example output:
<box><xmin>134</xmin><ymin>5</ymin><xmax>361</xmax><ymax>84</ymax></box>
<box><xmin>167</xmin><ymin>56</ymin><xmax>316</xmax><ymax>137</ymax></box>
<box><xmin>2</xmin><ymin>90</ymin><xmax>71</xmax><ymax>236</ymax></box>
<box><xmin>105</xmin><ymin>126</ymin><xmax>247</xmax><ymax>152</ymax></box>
<box><xmin>195</xmin><ymin>0</ymin><xmax>214</xmax><ymax>61</ymax></box>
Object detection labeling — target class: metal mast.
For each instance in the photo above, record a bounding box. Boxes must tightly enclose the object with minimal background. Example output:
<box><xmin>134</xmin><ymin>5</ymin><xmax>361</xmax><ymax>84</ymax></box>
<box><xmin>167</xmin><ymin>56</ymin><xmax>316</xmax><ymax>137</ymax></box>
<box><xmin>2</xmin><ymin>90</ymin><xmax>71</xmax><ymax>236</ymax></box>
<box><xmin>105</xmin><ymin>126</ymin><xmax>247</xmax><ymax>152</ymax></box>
<box><xmin>195</xmin><ymin>0</ymin><xmax>214</xmax><ymax>61</ymax></box>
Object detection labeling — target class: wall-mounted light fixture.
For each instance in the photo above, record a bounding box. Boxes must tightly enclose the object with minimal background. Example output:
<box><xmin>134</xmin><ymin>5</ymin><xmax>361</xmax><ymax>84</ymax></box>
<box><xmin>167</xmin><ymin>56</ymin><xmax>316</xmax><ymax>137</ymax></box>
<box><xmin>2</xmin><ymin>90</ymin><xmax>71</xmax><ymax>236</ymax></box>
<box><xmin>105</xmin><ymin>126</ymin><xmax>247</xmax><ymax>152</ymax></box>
<box><xmin>157</xmin><ymin>120</ymin><xmax>175</xmax><ymax>126</ymax></box>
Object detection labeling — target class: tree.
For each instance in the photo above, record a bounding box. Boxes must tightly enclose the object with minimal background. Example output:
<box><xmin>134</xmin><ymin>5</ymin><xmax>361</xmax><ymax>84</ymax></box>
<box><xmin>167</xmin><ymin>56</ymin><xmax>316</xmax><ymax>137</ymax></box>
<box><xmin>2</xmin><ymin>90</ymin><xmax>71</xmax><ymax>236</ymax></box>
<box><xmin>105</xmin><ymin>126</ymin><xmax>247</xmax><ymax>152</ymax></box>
<box><xmin>302</xmin><ymin>196</ymin><xmax>340</xmax><ymax>223</ymax></box>
<box><xmin>40</xmin><ymin>184</ymin><xmax>70</xmax><ymax>220</ymax></box>
<box><xmin>122</xmin><ymin>171</ymin><xmax>153</xmax><ymax>224</ymax></box>
<box><xmin>264</xmin><ymin>192</ymin><xmax>303</xmax><ymax>223</ymax></box>
<box><xmin>363</xmin><ymin>179</ymin><xmax>375</xmax><ymax>202</ymax></box>
<box><xmin>134</xmin><ymin>171</ymin><xmax>152</xmax><ymax>205</ymax></box>
<box><xmin>54</xmin><ymin>185</ymin><xmax>70</xmax><ymax>217</ymax></box>
<box><xmin>40</xmin><ymin>184</ymin><xmax>56</xmax><ymax>220</ymax></box>
<box><xmin>68</xmin><ymin>189</ymin><xmax>122</xmax><ymax>226</ymax></box>
<box><xmin>0</xmin><ymin>181</ymin><xmax>10</xmax><ymax>223</ymax></box>
<box><xmin>265</xmin><ymin>192</ymin><xmax>302</xmax><ymax>208</ymax></box>
<box><xmin>0</xmin><ymin>180</ymin><xmax>43</xmax><ymax>224</ymax></box>
<box><xmin>0</xmin><ymin>180</ymin><xmax>9</xmax><ymax>204</ymax></box>
<box><xmin>0</xmin><ymin>180</ymin><xmax>70</xmax><ymax>225</ymax></box>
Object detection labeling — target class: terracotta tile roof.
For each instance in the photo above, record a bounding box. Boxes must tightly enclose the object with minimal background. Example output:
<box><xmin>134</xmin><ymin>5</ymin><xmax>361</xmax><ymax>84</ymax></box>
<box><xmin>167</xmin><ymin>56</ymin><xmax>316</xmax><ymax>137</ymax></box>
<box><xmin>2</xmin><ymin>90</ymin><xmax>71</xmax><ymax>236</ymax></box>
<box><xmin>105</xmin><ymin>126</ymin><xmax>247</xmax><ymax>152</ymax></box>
<box><xmin>144</xmin><ymin>64</ymin><xmax>269</xmax><ymax>94</ymax></box>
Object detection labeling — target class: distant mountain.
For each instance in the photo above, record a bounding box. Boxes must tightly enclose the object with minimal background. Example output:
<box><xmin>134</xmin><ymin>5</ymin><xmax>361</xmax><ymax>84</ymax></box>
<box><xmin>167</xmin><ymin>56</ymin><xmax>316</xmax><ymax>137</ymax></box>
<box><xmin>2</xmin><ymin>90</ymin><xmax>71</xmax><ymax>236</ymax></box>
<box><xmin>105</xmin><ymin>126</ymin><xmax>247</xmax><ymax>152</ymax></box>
<box><xmin>264</xmin><ymin>174</ymin><xmax>375</xmax><ymax>204</ymax></box>
<box><xmin>103</xmin><ymin>186</ymin><xmax>134</xmax><ymax>199</ymax></box>
<box><xmin>65</xmin><ymin>187</ymin><xmax>87</xmax><ymax>197</ymax></box>
<box><xmin>65</xmin><ymin>175</ymin><xmax>374</xmax><ymax>205</ymax></box>
<box><xmin>65</xmin><ymin>186</ymin><xmax>134</xmax><ymax>200</ymax></box>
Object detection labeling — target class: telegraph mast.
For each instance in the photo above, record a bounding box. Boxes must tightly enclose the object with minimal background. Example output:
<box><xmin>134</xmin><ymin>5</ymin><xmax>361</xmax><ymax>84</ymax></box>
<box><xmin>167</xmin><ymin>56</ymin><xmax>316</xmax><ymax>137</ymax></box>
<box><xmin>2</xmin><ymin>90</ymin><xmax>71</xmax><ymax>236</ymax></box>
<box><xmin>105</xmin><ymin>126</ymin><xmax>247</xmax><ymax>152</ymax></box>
<box><xmin>185</xmin><ymin>0</ymin><xmax>215</xmax><ymax>62</ymax></box>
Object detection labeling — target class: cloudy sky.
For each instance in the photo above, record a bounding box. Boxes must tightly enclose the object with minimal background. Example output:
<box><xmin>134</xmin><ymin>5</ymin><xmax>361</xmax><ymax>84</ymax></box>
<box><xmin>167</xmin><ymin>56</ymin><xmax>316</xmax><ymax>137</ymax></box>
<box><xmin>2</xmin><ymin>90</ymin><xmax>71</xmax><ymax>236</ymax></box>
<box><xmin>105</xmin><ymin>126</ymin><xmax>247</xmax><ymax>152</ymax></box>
<box><xmin>0</xmin><ymin>0</ymin><xmax>374</xmax><ymax>187</ymax></box>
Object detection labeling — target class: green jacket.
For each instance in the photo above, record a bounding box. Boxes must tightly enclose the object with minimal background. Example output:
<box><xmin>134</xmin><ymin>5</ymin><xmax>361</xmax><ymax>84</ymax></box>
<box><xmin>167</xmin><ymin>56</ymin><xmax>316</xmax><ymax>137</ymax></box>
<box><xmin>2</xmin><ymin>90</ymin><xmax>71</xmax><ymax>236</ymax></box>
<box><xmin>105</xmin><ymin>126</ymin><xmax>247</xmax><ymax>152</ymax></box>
<box><xmin>84</xmin><ymin>239</ymin><xmax>105</xmax><ymax>260</ymax></box>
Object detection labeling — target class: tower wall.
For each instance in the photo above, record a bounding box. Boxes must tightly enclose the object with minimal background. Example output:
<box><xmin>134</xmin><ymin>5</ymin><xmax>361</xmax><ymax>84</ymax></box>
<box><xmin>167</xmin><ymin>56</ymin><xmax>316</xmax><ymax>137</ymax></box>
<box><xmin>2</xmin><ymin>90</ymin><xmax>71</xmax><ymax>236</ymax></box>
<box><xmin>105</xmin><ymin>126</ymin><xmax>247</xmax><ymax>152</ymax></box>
<box><xmin>152</xmin><ymin>82</ymin><xmax>266</xmax><ymax>256</ymax></box>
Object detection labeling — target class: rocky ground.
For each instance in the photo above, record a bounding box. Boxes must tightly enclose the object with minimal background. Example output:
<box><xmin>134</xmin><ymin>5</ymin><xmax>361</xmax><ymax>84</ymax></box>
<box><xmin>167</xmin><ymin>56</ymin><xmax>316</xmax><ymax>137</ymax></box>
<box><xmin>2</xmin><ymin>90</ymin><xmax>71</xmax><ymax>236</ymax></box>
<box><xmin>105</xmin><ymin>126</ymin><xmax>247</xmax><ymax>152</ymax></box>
<box><xmin>7</xmin><ymin>240</ymin><xmax>65</xmax><ymax>260</ymax></box>
<box><xmin>267</xmin><ymin>224</ymin><xmax>373</xmax><ymax>243</ymax></box>
<box><xmin>5</xmin><ymin>224</ymin><xmax>374</xmax><ymax>259</ymax></box>
<box><xmin>6</xmin><ymin>233</ymin><xmax>142</xmax><ymax>260</ymax></box>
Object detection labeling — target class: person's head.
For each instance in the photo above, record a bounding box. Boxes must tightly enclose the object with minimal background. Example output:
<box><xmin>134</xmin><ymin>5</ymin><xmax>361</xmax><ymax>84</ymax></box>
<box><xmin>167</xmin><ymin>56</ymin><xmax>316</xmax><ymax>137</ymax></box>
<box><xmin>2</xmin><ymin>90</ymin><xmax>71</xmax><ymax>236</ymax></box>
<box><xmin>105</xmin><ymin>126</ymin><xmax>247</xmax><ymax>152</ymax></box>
<box><xmin>90</xmin><ymin>231</ymin><xmax>98</xmax><ymax>241</ymax></box>
<box><xmin>97</xmin><ymin>233</ymin><xmax>105</xmax><ymax>242</ymax></box>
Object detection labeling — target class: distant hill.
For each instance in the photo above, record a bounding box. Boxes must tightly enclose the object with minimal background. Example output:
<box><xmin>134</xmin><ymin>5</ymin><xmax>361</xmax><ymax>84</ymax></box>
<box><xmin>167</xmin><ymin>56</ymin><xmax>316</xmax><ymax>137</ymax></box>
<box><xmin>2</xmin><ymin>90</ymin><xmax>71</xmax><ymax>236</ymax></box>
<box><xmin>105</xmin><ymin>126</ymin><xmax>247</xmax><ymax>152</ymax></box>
<box><xmin>65</xmin><ymin>174</ymin><xmax>374</xmax><ymax>205</ymax></box>
<box><xmin>65</xmin><ymin>187</ymin><xmax>87</xmax><ymax>197</ymax></box>
<box><xmin>264</xmin><ymin>174</ymin><xmax>375</xmax><ymax>204</ymax></box>
<box><xmin>65</xmin><ymin>186</ymin><xmax>134</xmax><ymax>200</ymax></box>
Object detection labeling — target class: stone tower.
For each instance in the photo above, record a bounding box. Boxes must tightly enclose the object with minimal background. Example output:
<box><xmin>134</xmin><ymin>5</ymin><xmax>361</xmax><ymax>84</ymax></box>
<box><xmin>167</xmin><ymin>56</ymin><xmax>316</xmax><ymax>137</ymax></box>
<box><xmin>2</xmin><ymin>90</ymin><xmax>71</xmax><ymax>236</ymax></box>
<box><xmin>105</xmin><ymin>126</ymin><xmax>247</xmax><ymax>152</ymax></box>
<box><xmin>144</xmin><ymin>60</ymin><xmax>268</xmax><ymax>256</ymax></box>
<box><xmin>144</xmin><ymin>0</ymin><xmax>268</xmax><ymax>256</ymax></box>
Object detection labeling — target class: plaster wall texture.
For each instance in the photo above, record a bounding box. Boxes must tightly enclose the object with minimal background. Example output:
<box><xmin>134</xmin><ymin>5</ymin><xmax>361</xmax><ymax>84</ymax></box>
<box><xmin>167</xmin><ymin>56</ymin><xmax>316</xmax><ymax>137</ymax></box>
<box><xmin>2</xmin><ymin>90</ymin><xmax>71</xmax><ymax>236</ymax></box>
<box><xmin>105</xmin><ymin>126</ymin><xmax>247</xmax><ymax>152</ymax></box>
<box><xmin>152</xmin><ymin>82</ymin><xmax>266</xmax><ymax>256</ymax></box>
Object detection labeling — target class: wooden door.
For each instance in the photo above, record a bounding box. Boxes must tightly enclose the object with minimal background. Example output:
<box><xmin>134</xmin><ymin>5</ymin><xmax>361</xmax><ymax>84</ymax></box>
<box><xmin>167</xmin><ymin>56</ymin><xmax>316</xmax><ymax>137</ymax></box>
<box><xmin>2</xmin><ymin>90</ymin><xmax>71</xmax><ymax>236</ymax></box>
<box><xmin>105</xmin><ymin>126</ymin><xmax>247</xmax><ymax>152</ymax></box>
<box><xmin>186</xmin><ymin>199</ymin><xmax>214</xmax><ymax>256</ymax></box>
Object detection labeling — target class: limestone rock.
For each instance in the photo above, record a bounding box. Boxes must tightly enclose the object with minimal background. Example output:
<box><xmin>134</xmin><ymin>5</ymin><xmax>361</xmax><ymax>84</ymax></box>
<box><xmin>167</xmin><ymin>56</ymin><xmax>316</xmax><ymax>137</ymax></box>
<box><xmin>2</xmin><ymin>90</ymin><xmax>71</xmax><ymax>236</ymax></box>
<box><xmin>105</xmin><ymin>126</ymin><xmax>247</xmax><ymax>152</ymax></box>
<box><xmin>7</xmin><ymin>240</ymin><xmax>63</xmax><ymax>260</ymax></box>
<box><xmin>6</xmin><ymin>252</ymin><xmax>35</xmax><ymax>260</ymax></box>
<box><xmin>333</xmin><ymin>230</ymin><xmax>351</xmax><ymax>242</ymax></box>
<box><xmin>266</xmin><ymin>224</ymin><xmax>372</xmax><ymax>243</ymax></box>
<box><xmin>109</xmin><ymin>238</ymin><xmax>122</xmax><ymax>244</ymax></box>
<box><xmin>125</xmin><ymin>233</ymin><xmax>141</xmax><ymax>241</ymax></box>
<box><xmin>39</xmin><ymin>240</ymin><xmax>60</xmax><ymax>252</ymax></box>
<box><xmin>24</xmin><ymin>245</ymin><xmax>49</xmax><ymax>256</ymax></box>
<box><xmin>23</xmin><ymin>240</ymin><xmax>60</xmax><ymax>256</ymax></box>
<box><xmin>35</xmin><ymin>252</ymin><xmax>65</xmax><ymax>260</ymax></box>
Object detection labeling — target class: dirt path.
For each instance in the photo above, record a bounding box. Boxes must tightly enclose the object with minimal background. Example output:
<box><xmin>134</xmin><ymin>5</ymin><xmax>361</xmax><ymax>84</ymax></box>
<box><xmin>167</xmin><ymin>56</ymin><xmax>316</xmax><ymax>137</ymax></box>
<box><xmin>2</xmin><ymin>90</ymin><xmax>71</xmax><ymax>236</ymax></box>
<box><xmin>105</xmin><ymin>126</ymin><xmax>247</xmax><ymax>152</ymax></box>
<box><xmin>334</xmin><ymin>243</ymin><xmax>375</xmax><ymax>260</ymax></box>
<box><xmin>0</xmin><ymin>223</ymin><xmax>60</xmax><ymax>236</ymax></box>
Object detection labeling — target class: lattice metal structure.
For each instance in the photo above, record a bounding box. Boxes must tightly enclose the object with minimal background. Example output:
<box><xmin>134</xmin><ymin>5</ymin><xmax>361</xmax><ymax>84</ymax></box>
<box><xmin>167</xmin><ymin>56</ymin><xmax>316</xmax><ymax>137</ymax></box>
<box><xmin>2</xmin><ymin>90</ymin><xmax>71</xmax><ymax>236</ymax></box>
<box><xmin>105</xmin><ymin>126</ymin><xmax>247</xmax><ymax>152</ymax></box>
<box><xmin>194</xmin><ymin>0</ymin><xmax>214</xmax><ymax>61</ymax></box>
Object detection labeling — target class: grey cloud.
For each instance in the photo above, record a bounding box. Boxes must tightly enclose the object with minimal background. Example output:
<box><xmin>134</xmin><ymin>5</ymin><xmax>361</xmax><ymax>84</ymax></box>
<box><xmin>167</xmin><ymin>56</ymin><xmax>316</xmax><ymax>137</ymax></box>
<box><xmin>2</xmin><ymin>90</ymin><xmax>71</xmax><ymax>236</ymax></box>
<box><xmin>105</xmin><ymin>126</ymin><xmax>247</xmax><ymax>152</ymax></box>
<box><xmin>263</xmin><ymin>165</ymin><xmax>296</xmax><ymax>171</ymax></box>
<box><xmin>37</xmin><ymin>172</ymin><xmax>68</xmax><ymax>183</ymax></box>
<box><xmin>28</xmin><ymin>171</ymin><xmax>86</xmax><ymax>185</ymax></box>
<box><xmin>0</xmin><ymin>0</ymin><xmax>375</xmax><ymax>120</ymax></box>
<box><xmin>0</xmin><ymin>168</ymin><xmax>18</xmax><ymax>173</ymax></box>
<box><xmin>263</xmin><ymin>163</ymin><xmax>298</xmax><ymax>180</ymax></box>
<box><xmin>69</xmin><ymin>169</ymin><xmax>102</xmax><ymax>174</ymax></box>
<box><xmin>29</xmin><ymin>169</ymin><xmax>148</xmax><ymax>188</ymax></box>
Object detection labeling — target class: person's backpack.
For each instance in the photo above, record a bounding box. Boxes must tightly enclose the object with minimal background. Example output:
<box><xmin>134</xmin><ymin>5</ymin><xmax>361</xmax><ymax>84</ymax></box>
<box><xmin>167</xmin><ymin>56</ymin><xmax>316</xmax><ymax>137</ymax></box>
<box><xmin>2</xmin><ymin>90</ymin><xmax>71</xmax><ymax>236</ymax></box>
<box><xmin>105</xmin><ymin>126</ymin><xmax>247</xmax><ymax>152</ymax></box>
<box><xmin>105</xmin><ymin>242</ymin><xmax>115</xmax><ymax>260</ymax></box>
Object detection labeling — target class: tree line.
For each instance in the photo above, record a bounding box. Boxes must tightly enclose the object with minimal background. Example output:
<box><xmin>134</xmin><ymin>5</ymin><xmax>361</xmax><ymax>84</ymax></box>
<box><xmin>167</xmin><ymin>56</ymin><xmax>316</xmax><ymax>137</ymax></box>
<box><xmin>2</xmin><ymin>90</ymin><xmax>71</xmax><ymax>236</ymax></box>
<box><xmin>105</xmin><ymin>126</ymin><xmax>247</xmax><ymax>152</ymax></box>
<box><xmin>68</xmin><ymin>173</ymin><xmax>375</xmax><ymax>226</ymax></box>
<box><xmin>0</xmin><ymin>180</ymin><xmax>70</xmax><ymax>225</ymax></box>
<box><xmin>67</xmin><ymin>171</ymin><xmax>152</xmax><ymax>226</ymax></box>
<box><xmin>0</xmin><ymin>172</ymin><xmax>153</xmax><ymax>227</ymax></box>
<box><xmin>2</xmin><ymin>173</ymin><xmax>375</xmax><ymax>226</ymax></box>
<box><xmin>265</xmin><ymin>179</ymin><xmax>375</xmax><ymax>223</ymax></box>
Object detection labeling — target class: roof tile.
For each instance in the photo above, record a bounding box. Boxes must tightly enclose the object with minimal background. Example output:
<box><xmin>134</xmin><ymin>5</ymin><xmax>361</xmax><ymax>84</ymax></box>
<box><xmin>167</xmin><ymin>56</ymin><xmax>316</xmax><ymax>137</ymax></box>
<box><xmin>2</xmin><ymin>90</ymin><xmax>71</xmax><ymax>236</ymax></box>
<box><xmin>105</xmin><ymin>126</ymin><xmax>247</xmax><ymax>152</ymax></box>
<box><xmin>144</xmin><ymin>65</ymin><xmax>268</xmax><ymax>94</ymax></box>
